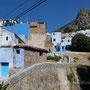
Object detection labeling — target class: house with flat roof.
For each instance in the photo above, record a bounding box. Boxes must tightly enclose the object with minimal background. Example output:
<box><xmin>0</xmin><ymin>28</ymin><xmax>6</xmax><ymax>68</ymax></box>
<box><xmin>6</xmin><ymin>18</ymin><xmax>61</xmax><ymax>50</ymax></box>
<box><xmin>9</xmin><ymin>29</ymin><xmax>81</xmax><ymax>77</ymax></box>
<box><xmin>51</xmin><ymin>32</ymin><xmax>61</xmax><ymax>52</ymax></box>
<box><xmin>0</xmin><ymin>27</ymin><xmax>48</xmax><ymax>77</ymax></box>
<box><xmin>51</xmin><ymin>32</ymin><xmax>72</xmax><ymax>52</ymax></box>
<box><xmin>61</xmin><ymin>37</ymin><xmax>72</xmax><ymax>52</ymax></box>
<box><xmin>0</xmin><ymin>27</ymin><xmax>25</xmax><ymax>77</ymax></box>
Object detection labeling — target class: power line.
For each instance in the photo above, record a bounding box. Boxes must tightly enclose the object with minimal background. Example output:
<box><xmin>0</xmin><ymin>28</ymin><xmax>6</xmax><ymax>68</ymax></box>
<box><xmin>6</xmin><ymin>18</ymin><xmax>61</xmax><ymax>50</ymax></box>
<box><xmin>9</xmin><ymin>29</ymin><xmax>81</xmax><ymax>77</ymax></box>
<box><xmin>3</xmin><ymin>0</ymin><xmax>29</xmax><ymax>18</ymax></box>
<box><xmin>15</xmin><ymin>0</ymin><xmax>46</xmax><ymax>19</ymax></box>
<box><xmin>15</xmin><ymin>0</ymin><xmax>47</xmax><ymax>19</ymax></box>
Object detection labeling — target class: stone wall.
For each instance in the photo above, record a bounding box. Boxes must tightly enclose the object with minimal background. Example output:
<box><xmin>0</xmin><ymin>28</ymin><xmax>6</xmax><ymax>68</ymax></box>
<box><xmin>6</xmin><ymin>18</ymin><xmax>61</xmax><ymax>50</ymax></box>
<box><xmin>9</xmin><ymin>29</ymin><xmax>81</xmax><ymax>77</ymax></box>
<box><xmin>58</xmin><ymin>52</ymin><xmax>90</xmax><ymax>65</ymax></box>
<box><xmin>27</xmin><ymin>22</ymin><xmax>47</xmax><ymax>49</ymax></box>
<box><xmin>24</xmin><ymin>49</ymin><xmax>47</xmax><ymax>68</ymax></box>
<box><xmin>5</xmin><ymin>63</ymin><xmax>80</xmax><ymax>90</ymax></box>
<box><xmin>4</xmin><ymin>63</ymin><xmax>69</xmax><ymax>90</ymax></box>
<box><xmin>27</xmin><ymin>34</ymin><xmax>46</xmax><ymax>49</ymax></box>
<box><xmin>29</xmin><ymin>22</ymin><xmax>46</xmax><ymax>35</ymax></box>
<box><xmin>45</xmin><ymin>35</ymin><xmax>53</xmax><ymax>53</ymax></box>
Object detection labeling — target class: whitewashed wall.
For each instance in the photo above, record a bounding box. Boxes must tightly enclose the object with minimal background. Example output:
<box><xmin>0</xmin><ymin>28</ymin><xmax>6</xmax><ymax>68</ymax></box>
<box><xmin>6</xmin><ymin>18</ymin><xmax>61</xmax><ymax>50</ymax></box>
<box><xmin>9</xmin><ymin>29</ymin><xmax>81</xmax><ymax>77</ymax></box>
<box><xmin>0</xmin><ymin>28</ymin><xmax>19</xmax><ymax>46</ymax></box>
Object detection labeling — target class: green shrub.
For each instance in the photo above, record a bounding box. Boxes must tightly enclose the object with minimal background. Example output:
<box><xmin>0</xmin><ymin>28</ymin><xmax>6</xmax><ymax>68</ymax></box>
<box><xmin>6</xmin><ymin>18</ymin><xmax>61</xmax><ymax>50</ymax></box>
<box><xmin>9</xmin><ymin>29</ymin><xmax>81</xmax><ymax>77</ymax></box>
<box><xmin>54</xmin><ymin>56</ymin><xmax>62</xmax><ymax>61</ymax></box>
<box><xmin>66</xmin><ymin>45</ymin><xmax>72</xmax><ymax>50</ymax></box>
<box><xmin>67</xmin><ymin>73</ymin><xmax>73</xmax><ymax>84</ymax></box>
<box><xmin>0</xmin><ymin>82</ymin><xmax>9</xmax><ymax>90</ymax></box>
<box><xmin>47</xmin><ymin>56</ymin><xmax>55</xmax><ymax>60</ymax></box>
<box><xmin>73</xmin><ymin>57</ymin><xmax>79</xmax><ymax>62</ymax></box>
<box><xmin>47</xmin><ymin>55</ymin><xmax>62</xmax><ymax>61</ymax></box>
<box><xmin>66</xmin><ymin>45</ymin><xmax>70</xmax><ymax>50</ymax></box>
<box><xmin>74</xmin><ymin>57</ymin><xmax>79</xmax><ymax>60</ymax></box>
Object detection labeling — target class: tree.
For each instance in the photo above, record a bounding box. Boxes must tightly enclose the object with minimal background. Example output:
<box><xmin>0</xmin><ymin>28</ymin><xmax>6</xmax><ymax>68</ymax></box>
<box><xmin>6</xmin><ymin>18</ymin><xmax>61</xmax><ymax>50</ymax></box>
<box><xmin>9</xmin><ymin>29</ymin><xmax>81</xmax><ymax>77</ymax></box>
<box><xmin>86</xmin><ymin>37</ymin><xmax>90</xmax><ymax>52</ymax></box>
<box><xmin>0</xmin><ymin>82</ymin><xmax>9</xmax><ymax>90</ymax></box>
<box><xmin>72</xmin><ymin>34</ymin><xmax>90</xmax><ymax>52</ymax></box>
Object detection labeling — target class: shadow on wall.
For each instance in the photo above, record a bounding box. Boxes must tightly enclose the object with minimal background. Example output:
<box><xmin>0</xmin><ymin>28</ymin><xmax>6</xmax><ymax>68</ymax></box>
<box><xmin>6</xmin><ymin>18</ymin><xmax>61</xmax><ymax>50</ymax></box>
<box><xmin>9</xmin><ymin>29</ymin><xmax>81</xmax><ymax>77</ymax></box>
<box><xmin>77</xmin><ymin>66</ymin><xmax>90</xmax><ymax>90</ymax></box>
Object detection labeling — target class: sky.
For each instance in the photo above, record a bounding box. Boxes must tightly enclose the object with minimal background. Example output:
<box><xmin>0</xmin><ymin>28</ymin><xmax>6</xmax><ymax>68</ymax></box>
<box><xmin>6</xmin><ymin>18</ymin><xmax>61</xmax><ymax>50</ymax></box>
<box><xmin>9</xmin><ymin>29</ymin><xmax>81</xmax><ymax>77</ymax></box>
<box><xmin>0</xmin><ymin>0</ymin><xmax>90</xmax><ymax>34</ymax></box>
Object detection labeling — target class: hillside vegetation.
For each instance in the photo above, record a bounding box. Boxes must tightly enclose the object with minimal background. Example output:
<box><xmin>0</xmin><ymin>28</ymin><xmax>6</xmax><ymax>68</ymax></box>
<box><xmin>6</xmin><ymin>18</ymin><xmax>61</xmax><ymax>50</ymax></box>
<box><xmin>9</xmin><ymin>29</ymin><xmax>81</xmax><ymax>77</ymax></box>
<box><xmin>56</xmin><ymin>8</ymin><xmax>90</xmax><ymax>33</ymax></box>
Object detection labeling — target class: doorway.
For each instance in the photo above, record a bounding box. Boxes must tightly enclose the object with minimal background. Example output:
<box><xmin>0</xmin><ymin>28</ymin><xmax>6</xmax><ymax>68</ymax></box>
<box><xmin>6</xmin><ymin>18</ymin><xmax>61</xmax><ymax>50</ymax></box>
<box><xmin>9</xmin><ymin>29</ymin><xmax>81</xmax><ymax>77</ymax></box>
<box><xmin>1</xmin><ymin>63</ymin><xmax>9</xmax><ymax>76</ymax></box>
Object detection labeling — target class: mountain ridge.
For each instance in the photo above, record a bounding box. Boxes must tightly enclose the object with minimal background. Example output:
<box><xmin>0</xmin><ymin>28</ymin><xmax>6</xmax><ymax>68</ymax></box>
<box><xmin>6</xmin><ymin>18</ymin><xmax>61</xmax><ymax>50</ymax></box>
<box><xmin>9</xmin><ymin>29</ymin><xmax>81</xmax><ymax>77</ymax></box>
<box><xmin>56</xmin><ymin>8</ymin><xmax>90</xmax><ymax>33</ymax></box>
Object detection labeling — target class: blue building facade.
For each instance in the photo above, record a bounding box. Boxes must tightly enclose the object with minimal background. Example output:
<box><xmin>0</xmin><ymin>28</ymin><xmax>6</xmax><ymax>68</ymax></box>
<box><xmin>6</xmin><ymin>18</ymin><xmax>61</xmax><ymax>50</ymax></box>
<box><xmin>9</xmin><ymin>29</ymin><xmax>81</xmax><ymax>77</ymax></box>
<box><xmin>0</xmin><ymin>27</ymin><xmax>25</xmax><ymax>77</ymax></box>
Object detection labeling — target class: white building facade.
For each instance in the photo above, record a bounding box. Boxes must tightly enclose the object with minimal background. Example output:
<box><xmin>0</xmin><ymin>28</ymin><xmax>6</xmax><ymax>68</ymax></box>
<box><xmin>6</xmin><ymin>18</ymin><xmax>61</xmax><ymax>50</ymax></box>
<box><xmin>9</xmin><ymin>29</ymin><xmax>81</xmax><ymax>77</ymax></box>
<box><xmin>51</xmin><ymin>32</ymin><xmax>72</xmax><ymax>52</ymax></box>
<box><xmin>51</xmin><ymin>32</ymin><xmax>61</xmax><ymax>52</ymax></box>
<box><xmin>61</xmin><ymin>37</ymin><xmax>72</xmax><ymax>52</ymax></box>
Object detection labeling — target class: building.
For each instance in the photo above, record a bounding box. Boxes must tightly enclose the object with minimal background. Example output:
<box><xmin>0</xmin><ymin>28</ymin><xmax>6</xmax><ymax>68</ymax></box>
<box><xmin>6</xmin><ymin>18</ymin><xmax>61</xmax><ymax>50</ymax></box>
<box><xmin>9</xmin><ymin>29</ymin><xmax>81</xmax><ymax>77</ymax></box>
<box><xmin>51</xmin><ymin>32</ymin><xmax>72</xmax><ymax>52</ymax></box>
<box><xmin>0</xmin><ymin>18</ymin><xmax>4</xmax><ymax>26</ymax></box>
<box><xmin>14</xmin><ymin>44</ymin><xmax>48</xmax><ymax>68</ymax></box>
<box><xmin>0</xmin><ymin>18</ymin><xmax>19</xmax><ymax>27</ymax></box>
<box><xmin>3</xmin><ymin>22</ymin><xmax>29</xmax><ymax>39</ymax></box>
<box><xmin>27</xmin><ymin>22</ymin><xmax>47</xmax><ymax>49</ymax></box>
<box><xmin>45</xmin><ymin>33</ymin><xmax>53</xmax><ymax>53</ymax></box>
<box><xmin>51</xmin><ymin>32</ymin><xmax>61</xmax><ymax>52</ymax></box>
<box><xmin>61</xmin><ymin>37</ymin><xmax>72</xmax><ymax>52</ymax></box>
<box><xmin>0</xmin><ymin>26</ymin><xmax>48</xmax><ymax>77</ymax></box>
<box><xmin>71</xmin><ymin>29</ymin><xmax>90</xmax><ymax>37</ymax></box>
<box><xmin>0</xmin><ymin>27</ymin><xmax>25</xmax><ymax>77</ymax></box>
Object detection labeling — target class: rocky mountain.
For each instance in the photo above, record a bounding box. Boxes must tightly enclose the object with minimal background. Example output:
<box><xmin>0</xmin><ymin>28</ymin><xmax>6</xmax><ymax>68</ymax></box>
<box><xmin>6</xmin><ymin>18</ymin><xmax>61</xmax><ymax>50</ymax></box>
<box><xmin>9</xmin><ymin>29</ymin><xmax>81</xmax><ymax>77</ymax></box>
<box><xmin>56</xmin><ymin>8</ymin><xmax>90</xmax><ymax>33</ymax></box>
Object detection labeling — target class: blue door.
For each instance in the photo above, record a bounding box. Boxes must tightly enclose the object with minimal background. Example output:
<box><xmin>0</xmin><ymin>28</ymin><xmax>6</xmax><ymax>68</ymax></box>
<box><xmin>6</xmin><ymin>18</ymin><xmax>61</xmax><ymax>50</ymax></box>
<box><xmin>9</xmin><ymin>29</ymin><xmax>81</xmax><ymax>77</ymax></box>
<box><xmin>62</xmin><ymin>46</ymin><xmax>66</xmax><ymax>52</ymax></box>
<box><xmin>1</xmin><ymin>63</ymin><xmax>9</xmax><ymax>76</ymax></box>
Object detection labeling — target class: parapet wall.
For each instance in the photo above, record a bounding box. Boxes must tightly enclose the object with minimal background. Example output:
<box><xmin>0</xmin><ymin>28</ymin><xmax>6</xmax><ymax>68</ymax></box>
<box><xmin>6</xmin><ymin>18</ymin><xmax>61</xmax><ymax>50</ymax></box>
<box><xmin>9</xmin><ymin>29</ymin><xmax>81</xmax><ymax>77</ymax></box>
<box><xmin>27</xmin><ymin>34</ymin><xmax>46</xmax><ymax>49</ymax></box>
<box><xmin>5</xmin><ymin>62</ymin><xmax>80</xmax><ymax>90</ymax></box>
<box><xmin>5</xmin><ymin>62</ymin><xmax>71</xmax><ymax>90</ymax></box>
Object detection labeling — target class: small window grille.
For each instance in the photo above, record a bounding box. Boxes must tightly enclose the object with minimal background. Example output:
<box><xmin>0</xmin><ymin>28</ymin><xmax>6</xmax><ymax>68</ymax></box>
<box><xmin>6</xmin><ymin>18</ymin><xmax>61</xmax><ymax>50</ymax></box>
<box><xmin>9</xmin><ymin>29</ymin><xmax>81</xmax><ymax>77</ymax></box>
<box><xmin>16</xmin><ymin>50</ymin><xmax>20</xmax><ymax>54</ymax></box>
<box><xmin>61</xmin><ymin>40</ymin><xmax>63</xmax><ymax>42</ymax></box>
<box><xmin>53</xmin><ymin>39</ymin><xmax>56</xmax><ymax>41</ymax></box>
<box><xmin>68</xmin><ymin>40</ymin><xmax>70</xmax><ymax>42</ymax></box>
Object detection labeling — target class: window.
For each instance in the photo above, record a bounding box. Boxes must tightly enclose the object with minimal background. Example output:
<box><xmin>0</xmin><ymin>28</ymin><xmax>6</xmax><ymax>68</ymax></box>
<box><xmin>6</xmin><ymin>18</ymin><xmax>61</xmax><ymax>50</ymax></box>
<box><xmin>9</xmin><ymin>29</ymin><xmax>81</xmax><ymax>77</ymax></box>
<box><xmin>39</xmin><ymin>52</ymin><xmax>43</xmax><ymax>56</ymax></box>
<box><xmin>61</xmin><ymin>40</ymin><xmax>63</xmax><ymax>42</ymax></box>
<box><xmin>6</xmin><ymin>36</ymin><xmax>8</xmax><ymax>41</ymax></box>
<box><xmin>30</xmin><ymin>26</ymin><xmax>37</xmax><ymax>28</ymax></box>
<box><xmin>53</xmin><ymin>39</ymin><xmax>56</xmax><ymax>42</ymax></box>
<box><xmin>19</xmin><ymin>40</ymin><xmax>22</xmax><ymax>43</ymax></box>
<box><xmin>16</xmin><ymin>50</ymin><xmax>20</xmax><ymax>54</ymax></box>
<box><xmin>55</xmin><ymin>46</ymin><xmax>56</xmax><ymax>48</ymax></box>
<box><xmin>2</xmin><ymin>63</ymin><xmax>9</xmax><ymax>66</ymax></box>
<box><xmin>68</xmin><ymin>40</ymin><xmax>70</xmax><ymax>42</ymax></box>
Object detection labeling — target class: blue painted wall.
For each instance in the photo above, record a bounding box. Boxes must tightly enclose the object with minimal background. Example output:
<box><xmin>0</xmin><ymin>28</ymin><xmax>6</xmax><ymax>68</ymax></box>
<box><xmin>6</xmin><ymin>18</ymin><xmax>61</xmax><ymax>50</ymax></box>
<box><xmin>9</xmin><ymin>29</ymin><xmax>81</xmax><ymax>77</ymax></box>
<box><xmin>0</xmin><ymin>48</ymin><xmax>14</xmax><ymax>68</ymax></box>
<box><xmin>14</xmin><ymin>48</ymin><xmax>24</xmax><ymax>68</ymax></box>
<box><xmin>3</xmin><ymin>23</ymin><xmax>29</xmax><ymax>38</ymax></box>
<box><xmin>0</xmin><ymin>48</ymin><xmax>13</xmax><ymax>76</ymax></box>
<box><xmin>0</xmin><ymin>47</ymin><xmax>24</xmax><ymax>76</ymax></box>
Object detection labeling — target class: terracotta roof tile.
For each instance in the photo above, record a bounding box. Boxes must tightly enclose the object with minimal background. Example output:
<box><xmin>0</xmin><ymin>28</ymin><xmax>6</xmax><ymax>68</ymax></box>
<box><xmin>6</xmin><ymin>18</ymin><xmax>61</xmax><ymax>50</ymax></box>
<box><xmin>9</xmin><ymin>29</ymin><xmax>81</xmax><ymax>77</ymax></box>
<box><xmin>14</xmin><ymin>44</ymin><xmax>48</xmax><ymax>52</ymax></box>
